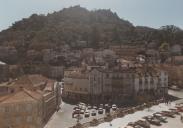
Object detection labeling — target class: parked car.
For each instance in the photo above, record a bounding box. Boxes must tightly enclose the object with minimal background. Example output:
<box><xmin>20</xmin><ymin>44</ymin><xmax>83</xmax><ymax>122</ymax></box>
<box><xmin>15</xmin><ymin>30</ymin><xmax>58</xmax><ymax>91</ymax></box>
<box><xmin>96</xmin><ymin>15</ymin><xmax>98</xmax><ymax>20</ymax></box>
<box><xmin>169</xmin><ymin>108</ymin><xmax>180</xmax><ymax>115</ymax></box>
<box><xmin>176</xmin><ymin>106</ymin><xmax>183</xmax><ymax>112</ymax></box>
<box><xmin>98</xmin><ymin>108</ymin><xmax>104</xmax><ymax>114</ymax></box>
<box><xmin>153</xmin><ymin>113</ymin><xmax>167</xmax><ymax>123</ymax></box>
<box><xmin>78</xmin><ymin>102</ymin><xmax>85</xmax><ymax>109</ymax></box>
<box><xmin>143</xmin><ymin>116</ymin><xmax>161</xmax><ymax>126</ymax></box>
<box><xmin>135</xmin><ymin>119</ymin><xmax>150</xmax><ymax>128</ymax></box>
<box><xmin>105</xmin><ymin>104</ymin><xmax>109</xmax><ymax>109</ymax></box>
<box><xmin>73</xmin><ymin>106</ymin><xmax>79</xmax><ymax>110</ymax></box>
<box><xmin>73</xmin><ymin>109</ymin><xmax>80</xmax><ymax>114</ymax></box>
<box><xmin>99</xmin><ymin>104</ymin><xmax>104</xmax><ymax>108</ymax></box>
<box><xmin>81</xmin><ymin>105</ymin><xmax>86</xmax><ymax>111</ymax></box>
<box><xmin>91</xmin><ymin>110</ymin><xmax>97</xmax><ymax>116</ymax></box>
<box><xmin>93</xmin><ymin>106</ymin><xmax>98</xmax><ymax>110</ymax></box>
<box><xmin>72</xmin><ymin>109</ymin><xmax>80</xmax><ymax>118</ymax></box>
<box><xmin>105</xmin><ymin>106</ymin><xmax>110</xmax><ymax>113</ymax></box>
<box><xmin>87</xmin><ymin>104</ymin><xmax>92</xmax><ymax>110</ymax></box>
<box><xmin>127</xmin><ymin>122</ymin><xmax>143</xmax><ymax>128</ymax></box>
<box><xmin>84</xmin><ymin>111</ymin><xmax>90</xmax><ymax>118</ymax></box>
<box><xmin>161</xmin><ymin>111</ymin><xmax>175</xmax><ymax>118</ymax></box>
<box><xmin>112</xmin><ymin>104</ymin><xmax>117</xmax><ymax>111</ymax></box>
<box><xmin>127</xmin><ymin>122</ymin><xmax>136</xmax><ymax>127</ymax></box>
<box><xmin>80</xmin><ymin>109</ymin><xmax>85</xmax><ymax>114</ymax></box>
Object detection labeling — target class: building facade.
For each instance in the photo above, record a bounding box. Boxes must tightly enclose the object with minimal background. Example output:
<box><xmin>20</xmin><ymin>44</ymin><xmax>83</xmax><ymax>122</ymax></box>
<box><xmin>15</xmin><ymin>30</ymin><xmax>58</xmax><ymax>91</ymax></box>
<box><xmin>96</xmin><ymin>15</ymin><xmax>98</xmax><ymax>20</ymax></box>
<box><xmin>62</xmin><ymin>66</ymin><xmax>168</xmax><ymax>104</ymax></box>
<box><xmin>0</xmin><ymin>75</ymin><xmax>61</xmax><ymax>128</ymax></box>
<box><xmin>63</xmin><ymin>68</ymin><xmax>90</xmax><ymax>103</ymax></box>
<box><xmin>0</xmin><ymin>89</ymin><xmax>44</xmax><ymax>128</ymax></box>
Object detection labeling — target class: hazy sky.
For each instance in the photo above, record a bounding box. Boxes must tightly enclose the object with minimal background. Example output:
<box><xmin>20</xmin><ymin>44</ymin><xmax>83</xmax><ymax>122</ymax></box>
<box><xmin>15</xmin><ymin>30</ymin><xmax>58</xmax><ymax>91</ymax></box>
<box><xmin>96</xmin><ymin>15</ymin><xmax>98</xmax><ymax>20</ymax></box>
<box><xmin>0</xmin><ymin>0</ymin><xmax>183</xmax><ymax>31</ymax></box>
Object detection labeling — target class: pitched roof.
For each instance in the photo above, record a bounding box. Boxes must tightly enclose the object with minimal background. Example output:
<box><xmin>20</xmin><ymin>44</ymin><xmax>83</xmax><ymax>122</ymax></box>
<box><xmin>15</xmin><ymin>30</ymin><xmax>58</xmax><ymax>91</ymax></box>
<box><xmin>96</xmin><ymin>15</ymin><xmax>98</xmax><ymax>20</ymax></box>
<box><xmin>8</xmin><ymin>74</ymin><xmax>52</xmax><ymax>89</ymax></box>
<box><xmin>0</xmin><ymin>89</ymin><xmax>42</xmax><ymax>104</ymax></box>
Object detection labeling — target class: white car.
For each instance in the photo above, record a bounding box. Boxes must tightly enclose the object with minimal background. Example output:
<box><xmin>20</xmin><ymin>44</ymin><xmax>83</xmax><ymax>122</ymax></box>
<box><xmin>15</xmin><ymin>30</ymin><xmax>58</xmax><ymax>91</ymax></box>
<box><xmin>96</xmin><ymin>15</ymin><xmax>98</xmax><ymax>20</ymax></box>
<box><xmin>99</xmin><ymin>104</ymin><xmax>104</xmax><ymax>108</ymax></box>
<box><xmin>80</xmin><ymin>109</ymin><xmax>85</xmax><ymax>114</ymax></box>
<box><xmin>79</xmin><ymin>102</ymin><xmax>86</xmax><ymax>106</ymax></box>
<box><xmin>81</xmin><ymin>105</ymin><xmax>86</xmax><ymax>111</ymax></box>
<box><xmin>112</xmin><ymin>104</ymin><xmax>117</xmax><ymax>111</ymax></box>
<box><xmin>93</xmin><ymin>106</ymin><xmax>98</xmax><ymax>110</ymax></box>
<box><xmin>98</xmin><ymin>108</ymin><xmax>104</xmax><ymax>114</ymax></box>
<box><xmin>78</xmin><ymin>102</ymin><xmax>86</xmax><ymax>109</ymax></box>
<box><xmin>87</xmin><ymin>105</ymin><xmax>92</xmax><ymax>110</ymax></box>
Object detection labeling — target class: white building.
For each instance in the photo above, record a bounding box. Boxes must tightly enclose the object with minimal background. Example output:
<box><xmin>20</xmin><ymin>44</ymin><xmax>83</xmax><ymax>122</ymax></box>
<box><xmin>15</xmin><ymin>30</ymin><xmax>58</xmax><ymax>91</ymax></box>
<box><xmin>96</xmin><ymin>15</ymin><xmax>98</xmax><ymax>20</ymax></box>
<box><xmin>134</xmin><ymin>71</ymin><xmax>168</xmax><ymax>96</ymax></box>
<box><xmin>63</xmin><ymin>65</ymin><xmax>168</xmax><ymax>104</ymax></box>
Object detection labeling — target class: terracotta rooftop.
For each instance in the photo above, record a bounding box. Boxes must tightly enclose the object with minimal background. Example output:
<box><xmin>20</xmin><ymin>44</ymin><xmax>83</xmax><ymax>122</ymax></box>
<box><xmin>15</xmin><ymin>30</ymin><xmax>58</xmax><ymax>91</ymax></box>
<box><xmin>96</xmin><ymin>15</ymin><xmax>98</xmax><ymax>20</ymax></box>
<box><xmin>5</xmin><ymin>74</ymin><xmax>55</xmax><ymax>90</ymax></box>
<box><xmin>0</xmin><ymin>89</ymin><xmax>42</xmax><ymax>104</ymax></box>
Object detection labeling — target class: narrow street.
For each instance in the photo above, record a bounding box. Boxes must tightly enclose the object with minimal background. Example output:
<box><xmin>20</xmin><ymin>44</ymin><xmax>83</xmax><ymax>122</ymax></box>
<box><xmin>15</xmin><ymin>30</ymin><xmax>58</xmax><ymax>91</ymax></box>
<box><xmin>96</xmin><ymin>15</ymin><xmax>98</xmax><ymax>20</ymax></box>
<box><xmin>44</xmin><ymin>102</ymin><xmax>76</xmax><ymax>128</ymax></box>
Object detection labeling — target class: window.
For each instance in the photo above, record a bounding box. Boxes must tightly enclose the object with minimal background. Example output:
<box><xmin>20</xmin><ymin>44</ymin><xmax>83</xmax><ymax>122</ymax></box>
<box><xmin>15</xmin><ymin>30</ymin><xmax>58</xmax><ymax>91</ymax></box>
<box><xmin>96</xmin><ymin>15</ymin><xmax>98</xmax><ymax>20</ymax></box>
<box><xmin>150</xmin><ymin>78</ymin><xmax>153</xmax><ymax>84</ymax></box>
<box><xmin>123</xmin><ymin>74</ymin><xmax>126</xmax><ymax>78</ymax></box>
<box><xmin>26</xmin><ymin>104</ymin><xmax>32</xmax><ymax>112</ymax></box>
<box><xmin>119</xmin><ymin>73</ymin><xmax>122</xmax><ymax>78</ymax></box>
<box><xmin>164</xmin><ymin>78</ymin><xmax>167</xmax><ymax>81</ymax></box>
<box><xmin>0</xmin><ymin>107</ymin><xmax>4</xmax><ymax>113</ymax></box>
<box><xmin>145</xmin><ymin>78</ymin><xmax>148</xmax><ymax>84</ymax></box>
<box><xmin>5</xmin><ymin>107</ymin><xmax>9</xmax><ymax>113</ymax></box>
<box><xmin>106</xmin><ymin>74</ymin><xmax>109</xmax><ymax>78</ymax></box>
<box><xmin>16</xmin><ymin>117</ymin><xmax>21</xmax><ymax>124</ymax></box>
<box><xmin>139</xmin><ymin>79</ymin><xmax>142</xmax><ymax>85</ymax></box>
<box><xmin>27</xmin><ymin>116</ymin><xmax>32</xmax><ymax>123</ymax></box>
<box><xmin>98</xmin><ymin>77</ymin><xmax>100</xmax><ymax>82</ymax></box>
<box><xmin>15</xmin><ymin>105</ymin><xmax>19</xmax><ymax>112</ymax></box>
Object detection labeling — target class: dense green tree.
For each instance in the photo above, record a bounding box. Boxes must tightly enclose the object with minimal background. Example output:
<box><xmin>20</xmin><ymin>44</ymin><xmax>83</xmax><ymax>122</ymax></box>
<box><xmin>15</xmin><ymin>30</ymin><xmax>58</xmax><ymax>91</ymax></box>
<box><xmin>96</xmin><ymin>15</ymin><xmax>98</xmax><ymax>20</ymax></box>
<box><xmin>112</xmin><ymin>26</ymin><xmax>121</xmax><ymax>44</ymax></box>
<box><xmin>90</xmin><ymin>25</ymin><xmax>100</xmax><ymax>48</ymax></box>
<box><xmin>159</xmin><ymin>25</ymin><xmax>182</xmax><ymax>46</ymax></box>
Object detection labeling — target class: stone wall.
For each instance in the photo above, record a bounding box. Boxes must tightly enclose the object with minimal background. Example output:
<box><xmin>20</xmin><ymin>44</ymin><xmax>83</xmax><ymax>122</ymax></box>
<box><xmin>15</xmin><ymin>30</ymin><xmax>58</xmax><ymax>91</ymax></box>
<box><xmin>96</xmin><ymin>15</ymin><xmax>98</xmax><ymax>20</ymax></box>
<box><xmin>43</xmin><ymin>92</ymin><xmax>57</xmax><ymax>122</ymax></box>
<box><xmin>0</xmin><ymin>101</ymin><xmax>43</xmax><ymax>128</ymax></box>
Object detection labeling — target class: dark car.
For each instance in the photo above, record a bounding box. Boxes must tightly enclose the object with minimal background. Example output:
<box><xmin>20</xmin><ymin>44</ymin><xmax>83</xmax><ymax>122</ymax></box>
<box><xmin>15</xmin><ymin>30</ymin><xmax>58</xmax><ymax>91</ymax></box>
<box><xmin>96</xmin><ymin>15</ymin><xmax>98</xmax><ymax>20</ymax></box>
<box><xmin>143</xmin><ymin>116</ymin><xmax>161</xmax><ymax>126</ymax></box>
<box><xmin>135</xmin><ymin>119</ymin><xmax>150</xmax><ymax>128</ymax></box>
<box><xmin>84</xmin><ymin>111</ymin><xmax>90</xmax><ymax>118</ymax></box>
<box><xmin>91</xmin><ymin>110</ymin><xmax>97</xmax><ymax>116</ymax></box>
